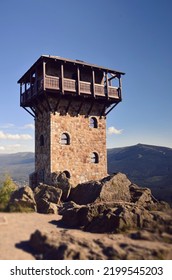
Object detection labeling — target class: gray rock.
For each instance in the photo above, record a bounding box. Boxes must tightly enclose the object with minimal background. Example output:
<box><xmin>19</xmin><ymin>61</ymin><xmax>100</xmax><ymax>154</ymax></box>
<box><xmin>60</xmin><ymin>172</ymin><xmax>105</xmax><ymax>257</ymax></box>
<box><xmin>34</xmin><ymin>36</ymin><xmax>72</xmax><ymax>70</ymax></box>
<box><xmin>61</xmin><ymin>201</ymin><xmax>153</xmax><ymax>233</ymax></box>
<box><xmin>8</xmin><ymin>186</ymin><xmax>37</xmax><ymax>212</ymax></box>
<box><xmin>34</xmin><ymin>184</ymin><xmax>62</xmax><ymax>214</ymax></box>
<box><xmin>29</xmin><ymin>229</ymin><xmax>172</xmax><ymax>260</ymax></box>
<box><xmin>69</xmin><ymin>173</ymin><xmax>131</xmax><ymax>205</ymax></box>
<box><xmin>51</xmin><ymin>172</ymin><xmax>72</xmax><ymax>201</ymax></box>
<box><xmin>129</xmin><ymin>184</ymin><xmax>156</xmax><ymax>207</ymax></box>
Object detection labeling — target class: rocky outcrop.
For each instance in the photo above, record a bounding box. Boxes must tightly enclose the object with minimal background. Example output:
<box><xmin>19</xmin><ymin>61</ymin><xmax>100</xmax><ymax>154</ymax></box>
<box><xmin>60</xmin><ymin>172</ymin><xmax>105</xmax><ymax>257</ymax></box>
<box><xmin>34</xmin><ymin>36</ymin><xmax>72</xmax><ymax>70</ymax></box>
<box><xmin>51</xmin><ymin>172</ymin><xmax>72</xmax><ymax>201</ymax></box>
<box><xmin>34</xmin><ymin>184</ymin><xmax>62</xmax><ymax>214</ymax></box>
<box><xmin>69</xmin><ymin>173</ymin><xmax>131</xmax><ymax>205</ymax></box>
<box><xmin>8</xmin><ymin>186</ymin><xmax>37</xmax><ymax>212</ymax></box>
<box><xmin>61</xmin><ymin>201</ymin><xmax>153</xmax><ymax>233</ymax></box>
<box><xmin>29</xmin><ymin>229</ymin><xmax>172</xmax><ymax>260</ymax></box>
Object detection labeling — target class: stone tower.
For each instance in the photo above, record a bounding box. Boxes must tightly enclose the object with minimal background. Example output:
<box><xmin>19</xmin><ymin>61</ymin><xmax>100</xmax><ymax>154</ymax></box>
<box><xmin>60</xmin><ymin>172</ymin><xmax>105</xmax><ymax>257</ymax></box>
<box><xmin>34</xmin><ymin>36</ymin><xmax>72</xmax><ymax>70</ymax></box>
<box><xmin>18</xmin><ymin>55</ymin><xmax>124</xmax><ymax>187</ymax></box>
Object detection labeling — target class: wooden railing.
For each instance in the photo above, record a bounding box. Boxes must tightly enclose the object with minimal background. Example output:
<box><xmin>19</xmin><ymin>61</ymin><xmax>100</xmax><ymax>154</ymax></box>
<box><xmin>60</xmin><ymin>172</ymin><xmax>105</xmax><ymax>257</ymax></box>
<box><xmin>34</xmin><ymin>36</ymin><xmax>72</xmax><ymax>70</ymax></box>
<box><xmin>95</xmin><ymin>84</ymin><xmax>105</xmax><ymax>96</ymax></box>
<box><xmin>45</xmin><ymin>76</ymin><xmax>59</xmax><ymax>90</ymax></box>
<box><xmin>80</xmin><ymin>81</ymin><xmax>91</xmax><ymax>94</ymax></box>
<box><xmin>20</xmin><ymin>75</ymin><xmax>120</xmax><ymax>105</ymax></box>
<box><xmin>64</xmin><ymin>78</ymin><xmax>76</xmax><ymax>92</ymax></box>
<box><xmin>108</xmin><ymin>86</ymin><xmax>119</xmax><ymax>98</ymax></box>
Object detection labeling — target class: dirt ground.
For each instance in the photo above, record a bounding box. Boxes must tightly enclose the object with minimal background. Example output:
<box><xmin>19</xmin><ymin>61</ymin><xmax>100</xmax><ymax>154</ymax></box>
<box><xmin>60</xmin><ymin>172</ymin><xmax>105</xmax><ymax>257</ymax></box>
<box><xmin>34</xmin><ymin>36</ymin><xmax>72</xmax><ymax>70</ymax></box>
<box><xmin>0</xmin><ymin>212</ymin><xmax>60</xmax><ymax>260</ymax></box>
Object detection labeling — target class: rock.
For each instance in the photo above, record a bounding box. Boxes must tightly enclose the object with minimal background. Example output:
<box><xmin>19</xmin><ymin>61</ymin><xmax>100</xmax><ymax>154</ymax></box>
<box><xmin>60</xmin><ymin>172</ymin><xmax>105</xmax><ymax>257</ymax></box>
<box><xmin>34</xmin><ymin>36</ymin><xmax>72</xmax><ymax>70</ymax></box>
<box><xmin>34</xmin><ymin>184</ymin><xmax>62</xmax><ymax>214</ymax></box>
<box><xmin>129</xmin><ymin>184</ymin><xmax>156</xmax><ymax>208</ymax></box>
<box><xmin>8</xmin><ymin>186</ymin><xmax>37</xmax><ymax>212</ymax></box>
<box><xmin>51</xmin><ymin>172</ymin><xmax>72</xmax><ymax>201</ymax></box>
<box><xmin>61</xmin><ymin>201</ymin><xmax>153</xmax><ymax>233</ymax></box>
<box><xmin>69</xmin><ymin>173</ymin><xmax>131</xmax><ymax>205</ymax></box>
<box><xmin>29</xmin><ymin>229</ymin><xmax>172</xmax><ymax>260</ymax></box>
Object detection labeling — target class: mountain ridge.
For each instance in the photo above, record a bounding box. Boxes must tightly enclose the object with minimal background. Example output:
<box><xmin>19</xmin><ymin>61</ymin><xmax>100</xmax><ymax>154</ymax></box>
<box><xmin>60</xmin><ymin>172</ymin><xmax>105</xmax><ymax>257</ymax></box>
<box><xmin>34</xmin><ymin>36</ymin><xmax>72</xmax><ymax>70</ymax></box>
<box><xmin>0</xmin><ymin>143</ymin><xmax>172</xmax><ymax>204</ymax></box>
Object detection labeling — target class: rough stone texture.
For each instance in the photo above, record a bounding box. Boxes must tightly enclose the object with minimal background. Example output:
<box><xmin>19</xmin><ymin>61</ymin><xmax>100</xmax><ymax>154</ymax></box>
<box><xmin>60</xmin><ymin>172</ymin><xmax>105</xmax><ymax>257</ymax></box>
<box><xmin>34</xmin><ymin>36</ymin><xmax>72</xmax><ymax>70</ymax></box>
<box><xmin>69</xmin><ymin>173</ymin><xmax>131</xmax><ymax>205</ymax></box>
<box><xmin>8</xmin><ymin>186</ymin><xmax>37</xmax><ymax>212</ymax></box>
<box><xmin>34</xmin><ymin>184</ymin><xmax>62</xmax><ymax>214</ymax></box>
<box><xmin>129</xmin><ymin>184</ymin><xmax>157</xmax><ymax>207</ymax></box>
<box><xmin>61</xmin><ymin>201</ymin><xmax>153</xmax><ymax>233</ymax></box>
<box><xmin>33</xmin><ymin>100</ymin><xmax>108</xmax><ymax>187</ymax></box>
<box><xmin>29</xmin><ymin>229</ymin><xmax>172</xmax><ymax>260</ymax></box>
<box><xmin>51</xmin><ymin>172</ymin><xmax>71</xmax><ymax>201</ymax></box>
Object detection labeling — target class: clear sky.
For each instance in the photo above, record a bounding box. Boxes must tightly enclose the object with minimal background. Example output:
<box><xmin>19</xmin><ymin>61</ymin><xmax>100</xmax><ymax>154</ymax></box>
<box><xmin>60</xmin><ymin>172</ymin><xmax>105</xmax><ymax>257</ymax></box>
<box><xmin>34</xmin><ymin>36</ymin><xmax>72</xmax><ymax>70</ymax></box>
<box><xmin>0</xmin><ymin>0</ymin><xmax>171</xmax><ymax>153</ymax></box>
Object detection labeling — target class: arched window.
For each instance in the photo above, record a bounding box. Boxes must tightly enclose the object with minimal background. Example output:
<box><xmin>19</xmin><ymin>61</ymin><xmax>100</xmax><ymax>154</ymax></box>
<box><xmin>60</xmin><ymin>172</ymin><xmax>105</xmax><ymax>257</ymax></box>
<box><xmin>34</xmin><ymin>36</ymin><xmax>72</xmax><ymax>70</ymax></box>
<box><xmin>89</xmin><ymin>117</ymin><xmax>98</xmax><ymax>128</ymax></box>
<box><xmin>40</xmin><ymin>135</ymin><xmax>44</xmax><ymax>146</ymax></box>
<box><xmin>60</xmin><ymin>133</ymin><xmax>70</xmax><ymax>145</ymax></box>
<box><xmin>63</xmin><ymin>170</ymin><xmax>71</xmax><ymax>179</ymax></box>
<box><xmin>90</xmin><ymin>152</ymin><xmax>99</xmax><ymax>163</ymax></box>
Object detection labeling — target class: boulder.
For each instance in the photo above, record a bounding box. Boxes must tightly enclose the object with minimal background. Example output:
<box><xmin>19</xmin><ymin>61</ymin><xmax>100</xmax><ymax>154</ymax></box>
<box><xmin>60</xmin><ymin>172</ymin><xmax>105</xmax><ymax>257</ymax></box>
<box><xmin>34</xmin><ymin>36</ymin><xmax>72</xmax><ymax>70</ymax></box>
<box><xmin>8</xmin><ymin>186</ymin><xmax>37</xmax><ymax>212</ymax></box>
<box><xmin>69</xmin><ymin>173</ymin><xmax>131</xmax><ymax>205</ymax></box>
<box><xmin>129</xmin><ymin>184</ymin><xmax>157</xmax><ymax>208</ymax></box>
<box><xmin>61</xmin><ymin>201</ymin><xmax>153</xmax><ymax>233</ymax></box>
<box><xmin>34</xmin><ymin>184</ymin><xmax>62</xmax><ymax>214</ymax></box>
<box><xmin>29</xmin><ymin>229</ymin><xmax>172</xmax><ymax>260</ymax></box>
<box><xmin>51</xmin><ymin>172</ymin><xmax>72</xmax><ymax>201</ymax></box>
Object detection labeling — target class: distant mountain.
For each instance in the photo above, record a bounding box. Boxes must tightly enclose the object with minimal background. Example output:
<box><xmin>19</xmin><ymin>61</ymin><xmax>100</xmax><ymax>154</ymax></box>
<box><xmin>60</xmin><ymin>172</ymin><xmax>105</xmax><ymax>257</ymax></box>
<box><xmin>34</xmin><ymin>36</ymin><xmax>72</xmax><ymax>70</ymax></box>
<box><xmin>107</xmin><ymin>143</ymin><xmax>172</xmax><ymax>204</ymax></box>
<box><xmin>0</xmin><ymin>152</ymin><xmax>34</xmax><ymax>185</ymax></box>
<box><xmin>0</xmin><ymin>144</ymin><xmax>172</xmax><ymax>204</ymax></box>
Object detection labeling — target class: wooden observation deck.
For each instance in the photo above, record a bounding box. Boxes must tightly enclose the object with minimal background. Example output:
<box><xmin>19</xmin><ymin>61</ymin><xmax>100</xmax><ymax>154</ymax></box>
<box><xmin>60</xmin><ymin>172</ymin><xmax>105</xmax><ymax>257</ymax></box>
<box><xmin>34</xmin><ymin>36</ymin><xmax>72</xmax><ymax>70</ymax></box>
<box><xmin>18</xmin><ymin>55</ymin><xmax>125</xmax><ymax>117</ymax></box>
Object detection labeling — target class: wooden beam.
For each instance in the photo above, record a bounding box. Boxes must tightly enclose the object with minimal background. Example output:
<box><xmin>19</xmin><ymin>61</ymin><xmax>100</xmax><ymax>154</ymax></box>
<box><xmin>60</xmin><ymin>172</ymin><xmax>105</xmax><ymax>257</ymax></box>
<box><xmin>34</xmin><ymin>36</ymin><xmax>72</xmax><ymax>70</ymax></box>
<box><xmin>92</xmin><ymin>69</ymin><xmax>95</xmax><ymax>97</ymax></box>
<box><xmin>77</xmin><ymin>101</ymin><xmax>83</xmax><ymax>115</ymax></box>
<box><xmin>77</xmin><ymin>66</ymin><xmax>80</xmax><ymax>95</ymax></box>
<box><xmin>54</xmin><ymin>97</ymin><xmax>61</xmax><ymax>112</ymax></box>
<box><xmin>43</xmin><ymin>61</ymin><xmax>46</xmax><ymax>91</ymax></box>
<box><xmin>87</xmin><ymin>101</ymin><xmax>94</xmax><ymax>116</ymax></box>
<box><xmin>105</xmin><ymin>102</ymin><xmax>119</xmax><ymax>116</ymax></box>
<box><xmin>61</xmin><ymin>63</ymin><xmax>64</xmax><ymax>94</ymax></box>
<box><xmin>105</xmin><ymin>72</ymin><xmax>109</xmax><ymax>99</ymax></box>
<box><xmin>65</xmin><ymin>99</ymin><xmax>72</xmax><ymax>114</ymax></box>
<box><xmin>100</xmin><ymin>104</ymin><xmax>107</xmax><ymax>117</ymax></box>
<box><xmin>23</xmin><ymin>107</ymin><xmax>35</xmax><ymax>118</ymax></box>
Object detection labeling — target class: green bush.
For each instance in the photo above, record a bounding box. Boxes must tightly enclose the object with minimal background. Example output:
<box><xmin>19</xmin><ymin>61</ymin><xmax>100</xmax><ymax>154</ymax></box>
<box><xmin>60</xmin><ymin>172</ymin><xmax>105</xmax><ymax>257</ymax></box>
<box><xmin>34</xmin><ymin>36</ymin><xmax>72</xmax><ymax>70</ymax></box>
<box><xmin>0</xmin><ymin>175</ymin><xmax>17</xmax><ymax>211</ymax></box>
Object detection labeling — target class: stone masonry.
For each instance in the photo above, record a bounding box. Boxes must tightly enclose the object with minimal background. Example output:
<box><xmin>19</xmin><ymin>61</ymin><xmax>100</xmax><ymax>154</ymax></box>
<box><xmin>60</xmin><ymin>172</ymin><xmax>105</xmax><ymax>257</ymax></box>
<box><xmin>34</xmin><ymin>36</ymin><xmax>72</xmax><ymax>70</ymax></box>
<box><xmin>34</xmin><ymin>97</ymin><xmax>107</xmax><ymax>186</ymax></box>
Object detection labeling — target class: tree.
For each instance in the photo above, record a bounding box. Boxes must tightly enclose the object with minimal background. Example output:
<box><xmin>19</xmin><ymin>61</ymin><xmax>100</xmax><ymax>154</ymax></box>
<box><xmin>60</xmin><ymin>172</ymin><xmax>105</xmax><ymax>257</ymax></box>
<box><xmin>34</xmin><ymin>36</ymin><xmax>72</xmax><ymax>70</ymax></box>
<box><xmin>0</xmin><ymin>175</ymin><xmax>17</xmax><ymax>211</ymax></box>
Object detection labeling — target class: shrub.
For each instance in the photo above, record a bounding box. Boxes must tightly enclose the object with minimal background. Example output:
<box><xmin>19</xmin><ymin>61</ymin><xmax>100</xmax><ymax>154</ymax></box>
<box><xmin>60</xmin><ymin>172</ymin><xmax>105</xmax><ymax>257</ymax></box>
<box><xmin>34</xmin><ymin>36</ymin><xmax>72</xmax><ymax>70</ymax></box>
<box><xmin>0</xmin><ymin>175</ymin><xmax>17</xmax><ymax>211</ymax></box>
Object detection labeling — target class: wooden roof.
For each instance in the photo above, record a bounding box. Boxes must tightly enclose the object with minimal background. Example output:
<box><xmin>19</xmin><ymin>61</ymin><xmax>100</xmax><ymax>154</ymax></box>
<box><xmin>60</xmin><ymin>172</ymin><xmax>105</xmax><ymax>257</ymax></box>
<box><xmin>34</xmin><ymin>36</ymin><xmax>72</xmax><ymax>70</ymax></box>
<box><xmin>18</xmin><ymin>55</ymin><xmax>125</xmax><ymax>83</ymax></box>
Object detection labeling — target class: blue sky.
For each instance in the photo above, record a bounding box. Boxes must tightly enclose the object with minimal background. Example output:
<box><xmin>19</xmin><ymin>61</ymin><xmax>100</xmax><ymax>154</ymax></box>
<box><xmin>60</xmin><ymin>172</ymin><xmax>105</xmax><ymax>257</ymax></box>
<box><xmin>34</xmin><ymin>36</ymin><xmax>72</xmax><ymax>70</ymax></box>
<box><xmin>0</xmin><ymin>0</ymin><xmax>172</xmax><ymax>153</ymax></box>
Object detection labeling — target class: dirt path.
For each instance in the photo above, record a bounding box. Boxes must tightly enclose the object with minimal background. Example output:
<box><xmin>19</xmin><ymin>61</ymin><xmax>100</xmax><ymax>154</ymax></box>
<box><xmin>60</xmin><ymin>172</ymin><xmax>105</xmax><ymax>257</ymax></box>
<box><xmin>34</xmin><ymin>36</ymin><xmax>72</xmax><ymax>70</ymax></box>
<box><xmin>0</xmin><ymin>212</ymin><xmax>61</xmax><ymax>260</ymax></box>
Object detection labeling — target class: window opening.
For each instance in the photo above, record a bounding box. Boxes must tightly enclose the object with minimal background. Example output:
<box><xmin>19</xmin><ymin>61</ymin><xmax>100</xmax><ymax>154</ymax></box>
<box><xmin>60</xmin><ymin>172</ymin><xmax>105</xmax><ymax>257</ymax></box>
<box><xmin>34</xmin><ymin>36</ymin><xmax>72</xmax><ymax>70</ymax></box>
<box><xmin>63</xmin><ymin>170</ymin><xmax>71</xmax><ymax>179</ymax></box>
<box><xmin>89</xmin><ymin>117</ymin><xmax>98</xmax><ymax>128</ymax></box>
<box><xmin>61</xmin><ymin>133</ymin><xmax>70</xmax><ymax>145</ymax></box>
<box><xmin>40</xmin><ymin>135</ymin><xmax>44</xmax><ymax>146</ymax></box>
<box><xmin>90</xmin><ymin>152</ymin><xmax>99</xmax><ymax>163</ymax></box>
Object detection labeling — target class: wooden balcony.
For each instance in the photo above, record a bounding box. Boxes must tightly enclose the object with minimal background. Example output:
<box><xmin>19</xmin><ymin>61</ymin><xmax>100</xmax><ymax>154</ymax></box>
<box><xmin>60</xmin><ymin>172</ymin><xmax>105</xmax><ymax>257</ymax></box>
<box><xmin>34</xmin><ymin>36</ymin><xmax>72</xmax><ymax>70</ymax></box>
<box><xmin>20</xmin><ymin>75</ymin><xmax>120</xmax><ymax>106</ymax></box>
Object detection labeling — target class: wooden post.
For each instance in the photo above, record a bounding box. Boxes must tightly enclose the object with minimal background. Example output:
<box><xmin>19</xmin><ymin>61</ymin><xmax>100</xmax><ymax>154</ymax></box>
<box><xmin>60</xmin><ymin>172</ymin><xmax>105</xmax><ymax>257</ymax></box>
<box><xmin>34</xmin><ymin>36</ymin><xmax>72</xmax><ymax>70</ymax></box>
<box><xmin>61</xmin><ymin>63</ymin><xmax>64</xmax><ymax>94</ymax></box>
<box><xmin>77</xmin><ymin>66</ymin><xmax>80</xmax><ymax>95</ymax></box>
<box><xmin>43</xmin><ymin>61</ymin><xmax>46</xmax><ymax>91</ymax></box>
<box><xmin>119</xmin><ymin>74</ymin><xmax>122</xmax><ymax>99</ymax></box>
<box><xmin>92</xmin><ymin>69</ymin><xmax>95</xmax><ymax>97</ymax></box>
<box><xmin>105</xmin><ymin>72</ymin><xmax>109</xmax><ymax>98</ymax></box>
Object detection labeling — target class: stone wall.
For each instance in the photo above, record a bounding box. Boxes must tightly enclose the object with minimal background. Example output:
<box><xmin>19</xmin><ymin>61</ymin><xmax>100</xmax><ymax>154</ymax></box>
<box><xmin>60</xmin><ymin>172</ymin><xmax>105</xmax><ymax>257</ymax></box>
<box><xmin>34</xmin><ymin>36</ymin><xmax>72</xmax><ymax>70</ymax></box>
<box><xmin>34</xmin><ymin>97</ymin><xmax>107</xmax><ymax>187</ymax></box>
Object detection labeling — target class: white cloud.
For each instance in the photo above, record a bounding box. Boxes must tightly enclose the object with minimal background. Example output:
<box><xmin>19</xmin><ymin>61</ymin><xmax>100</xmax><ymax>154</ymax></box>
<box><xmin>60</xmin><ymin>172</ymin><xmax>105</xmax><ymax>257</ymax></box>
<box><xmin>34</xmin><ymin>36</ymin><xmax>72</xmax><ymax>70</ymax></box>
<box><xmin>107</xmin><ymin>126</ymin><xmax>123</xmax><ymax>135</ymax></box>
<box><xmin>0</xmin><ymin>146</ymin><xmax>5</xmax><ymax>151</ymax></box>
<box><xmin>0</xmin><ymin>131</ymin><xmax>32</xmax><ymax>140</ymax></box>
<box><xmin>22</xmin><ymin>124</ymin><xmax>34</xmax><ymax>130</ymax></box>
<box><xmin>0</xmin><ymin>123</ymin><xmax>15</xmax><ymax>129</ymax></box>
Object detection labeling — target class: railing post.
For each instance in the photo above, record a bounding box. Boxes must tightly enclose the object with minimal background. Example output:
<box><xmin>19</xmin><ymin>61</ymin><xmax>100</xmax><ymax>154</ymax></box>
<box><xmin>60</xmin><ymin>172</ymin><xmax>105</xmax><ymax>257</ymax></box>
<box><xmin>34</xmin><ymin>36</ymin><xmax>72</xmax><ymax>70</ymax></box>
<box><xmin>105</xmin><ymin>72</ymin><xmax>109</xmax><ymax>98</ymax></box>
<box><xmin>92</xmin><ymin>69</ymin><xmax>95</xmax><ymax>97</ymax></box>
<box><xmin>119</xmin><ymin>74</ymin><xmax>122</xmax><ymax>99</ymax></box>
<box><xmin>77</xmin><ymin>66</ymin><xmax>80</xmax><ymax>95</ymax></box>
<box><xmin>61</xmin><ymin>63</ymin><xmax>64</xmax><ymax>94</ymax></box>
<box><xmin>43</xmin><ymin>61</ymin><xmax>46</xmax><ymax>91</ymax></box>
